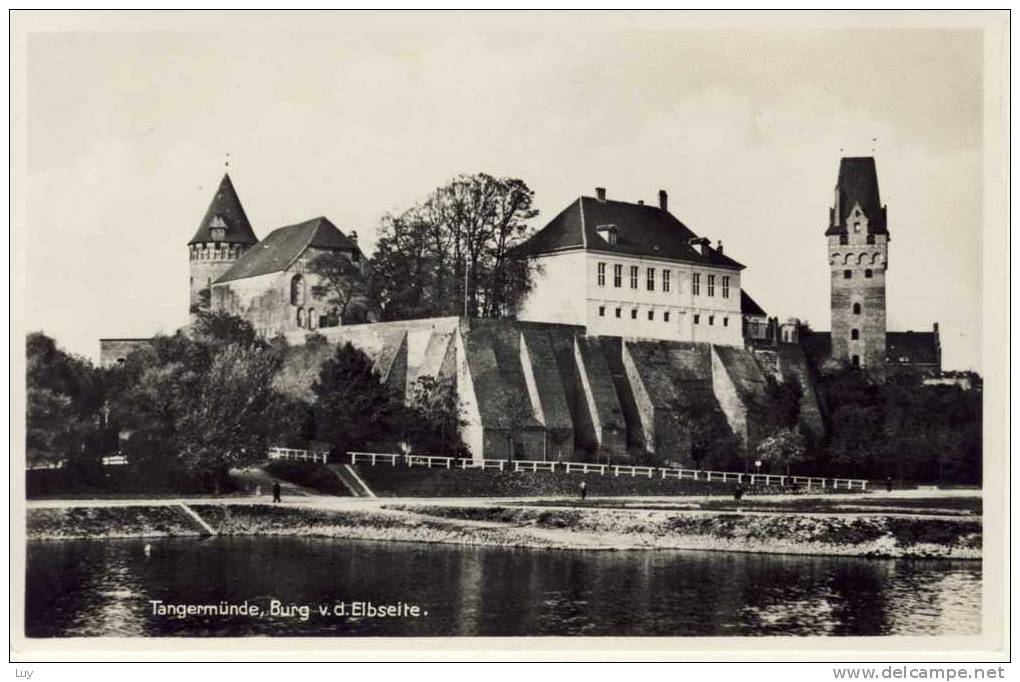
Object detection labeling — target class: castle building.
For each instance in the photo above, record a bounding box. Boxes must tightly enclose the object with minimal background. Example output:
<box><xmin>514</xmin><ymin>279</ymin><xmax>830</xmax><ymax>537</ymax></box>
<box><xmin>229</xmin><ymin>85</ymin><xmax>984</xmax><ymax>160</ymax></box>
<box><xmin>210</xmin><ymin>215</ymin><xmax>365</xmax><ymax>337</ymax></box>
<box><xmin>826</xmin><ymin>157</ymin><xmax>889</xmax><ymax>372</ymax></box>
<box><xmin>803</xmin><ymin>157</ymin><xmax>941</xmax><ymax>378</ymax></box>
<box><xmin>188</xmin><ymin>174</ymin><xmax>259</xmax><ymax>315</ymax></box>
<box><xmin>512</xmin><ymin>188</ymin><xmax>750</xmax><ymax>346</ymax></box>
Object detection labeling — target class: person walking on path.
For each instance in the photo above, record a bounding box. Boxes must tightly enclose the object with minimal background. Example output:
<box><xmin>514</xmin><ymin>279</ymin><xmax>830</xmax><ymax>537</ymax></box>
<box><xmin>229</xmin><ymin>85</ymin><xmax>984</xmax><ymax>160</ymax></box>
<box><xmin>272</xmin><ymin>481</ymin><xmax>282</xmax><ymax>504</ymax></box>
<box><xmin>579</xmin><ymin>480</ymin><xmax>587</xmax><ymax>501</ymax></box>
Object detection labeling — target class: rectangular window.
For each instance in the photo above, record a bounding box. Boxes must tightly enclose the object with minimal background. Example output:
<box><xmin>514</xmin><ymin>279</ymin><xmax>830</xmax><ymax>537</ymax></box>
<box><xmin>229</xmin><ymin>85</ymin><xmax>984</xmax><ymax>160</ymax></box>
<box><xmin>662</xmin><ymin>270</ymin><xmax>671</xmax><ymax>293</ymax></box>
<box><xmin>631</xmin><ymin>309</ymin><xmax>638</xmax><ymax>320</ymax></box>
<box><xmin>630</xmin><ymin>266</ymin><xmax>639</xmax><ymax>289</ymax></box>
<box><xmin>647</xmin><ymin>268</ymin><xmax>655</xmax><ymax>291</ymax></box>
<box><xmin>707</xmin><ymin>275</ymin><xmax>715</xmax><ymax>297</ymax></box>
<box><xmin>693</xmin><ymin>314</ymin><xmax>700</xmax><ymax>324</ymax></box>
<box><xmin>663</xmin><ymin>311</ymin><xmax>670</xmax><ymax>322</ymax></box>
<box><xmin>692</xmin><ymin>273</ymin><xmax>701</xmax><ymax>296</ymax></box>
<box><xmin>647</xmin><ymin>310</ymin><xmax>654</xmax><ymax>321</ymax></box>
<box><xmin>615</xmin><ymin>307</ymin><xmax>621</xmax><ymax>318</ymax></box>
<box><xmin>722</xmin><ymin>276</ymin><xmax>730</xmax><ymax>299</ymax></box>
<box><xmin>597</xmin><ymin>262</ymin><xmax>606</xmax><ymax>287</ymax></box>
<box><xmin>723</xmin><ymin>317</ymin><xmax>729</xmax><ymax>327</ymax></box>
<box><xmin>865</xmin><ymin>269</ymin><xmax>873</xmax><ymax>279</ymax></box>
<box><xmin>709</xmin><ymin>315</ymin><xmax>715</xmax><ymax>326</ymax></box>
<box><xmin>844</xmin><ymin>269</ymin><xmax>852</xmax><ymax>279</ymax></box>
<box><xmin>867</xmin><ymin>234</ymin><xmax>875</xmax><ymax>245</ymax></box>
<box><xmin>613</xmin><ymin>264</ymin><xmax>622</xmax><ymax>288</ymax></box>
<box><xmin>839</xmin><ymin>235</ymin><xmax>848</xmax><ymax>246</ymax></box>
<box><xmin>598</xmin><ymin>306</ymin><xmax>606</xmax><ymax>317</ymax></box>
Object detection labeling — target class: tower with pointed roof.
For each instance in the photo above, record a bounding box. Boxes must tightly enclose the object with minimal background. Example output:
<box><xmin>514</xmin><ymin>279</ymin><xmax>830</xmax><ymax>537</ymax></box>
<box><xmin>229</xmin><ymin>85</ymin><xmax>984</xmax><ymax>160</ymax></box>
<box><xmin>826</xmin><ymin>157</ymin><xmax>888</xmax><ymax>374</ymax></box>
<box><xmin>188</xmin><ymin>174</ymin><xmax>259</xmax><ymax>316</ymax></box>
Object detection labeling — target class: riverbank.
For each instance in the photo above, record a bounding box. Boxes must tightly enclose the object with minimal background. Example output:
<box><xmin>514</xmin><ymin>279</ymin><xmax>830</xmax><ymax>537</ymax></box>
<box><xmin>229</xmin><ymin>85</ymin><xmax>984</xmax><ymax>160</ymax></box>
<box><xmin>25</xmin><ymin>497</ymin><xmax>982</xmax><ymax>559</ymax></box>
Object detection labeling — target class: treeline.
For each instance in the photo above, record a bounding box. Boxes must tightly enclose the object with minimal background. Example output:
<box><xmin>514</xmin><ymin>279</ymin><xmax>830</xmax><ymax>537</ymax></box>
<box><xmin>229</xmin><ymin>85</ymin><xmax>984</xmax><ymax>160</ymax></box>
<box><xmin>814</xmin><ymin>369</ymin><xmax>982</xmax><ymax>484</ymax></box>
<box><xmin>25</xmin><ymin>314</ymin><xmax>465</xmax><ymax>492</ymax></box>
<box><xmin>369</xmin><ymin>173</ymin><xmax>538</xmax><ymax>320</ymax></box>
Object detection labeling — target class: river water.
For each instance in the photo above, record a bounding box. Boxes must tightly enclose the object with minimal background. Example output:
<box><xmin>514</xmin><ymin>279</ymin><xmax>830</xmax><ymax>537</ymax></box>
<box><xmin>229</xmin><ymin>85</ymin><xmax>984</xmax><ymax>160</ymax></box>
<box><xmin>25</xmin><ymin>536</ymin><xmax>981</xmax><ymax>637</ymax></box>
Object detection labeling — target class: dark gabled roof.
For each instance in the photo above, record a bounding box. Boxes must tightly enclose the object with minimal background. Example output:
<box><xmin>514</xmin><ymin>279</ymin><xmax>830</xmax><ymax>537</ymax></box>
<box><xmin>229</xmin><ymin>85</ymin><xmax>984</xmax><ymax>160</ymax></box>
<box><xmin>215</xmin><ymin>216</ymin><xmax>361</xmax><ymax>284</ymax></box>
<box><xmin>511</xmin><ymin>195</ymin><xmax>745</xmax><ymax>269</ymax></box>
<box><xmin>826</xmin><ymin>157</ymin><xmax>888</xmax><ymax>236</ymax></box>
<box><xmin>886</xmin><ymin>332</ymin><xmax>939</xmax><ymax>365</ymax></box>
<box><xmin>741</xmin><ymin>290</ymin><xmax>767</xmax><ymax>317</ymax></box>
<box><xmin>188</xmin><ymin>174</ymin><xmax>259</xmax><ymax>246</ymax></box>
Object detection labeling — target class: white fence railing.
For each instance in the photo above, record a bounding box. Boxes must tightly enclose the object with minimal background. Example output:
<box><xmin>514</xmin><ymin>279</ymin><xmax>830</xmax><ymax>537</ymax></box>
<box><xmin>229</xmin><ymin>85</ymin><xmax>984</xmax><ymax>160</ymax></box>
<box><xmin>341</xmin><ymin>452</ymin><xmax>868</xmax><ymax>491</ymax></box>
<box><xmin>349</xmin><ymin>452</ymin><xmax>400</xmax><ymax>466</ymax></box>
<box><xmin>268</xmin><ymin>446</ymin><xmax>329</xmax><ymax>464</ymax></box>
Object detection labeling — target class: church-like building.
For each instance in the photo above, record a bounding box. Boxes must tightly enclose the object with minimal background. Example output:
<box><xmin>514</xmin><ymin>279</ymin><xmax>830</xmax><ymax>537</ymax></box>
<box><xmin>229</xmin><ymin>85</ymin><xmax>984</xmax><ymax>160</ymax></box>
<box><xmin>188</xmin><ymin>174</ymin><xmax>366</xmax><ymax>337</ymax></box>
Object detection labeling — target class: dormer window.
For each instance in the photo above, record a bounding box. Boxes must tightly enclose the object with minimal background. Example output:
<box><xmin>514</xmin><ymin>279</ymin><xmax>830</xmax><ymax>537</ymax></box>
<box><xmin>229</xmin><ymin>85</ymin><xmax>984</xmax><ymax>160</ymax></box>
<box><xmin>596</xmin><ymin>224</ymin><xmax>618</xmax><ymax>245</ymax></box>
<box><xmin>853</xmin><ymin>221</ymin><xmax>861</xmax><ymax>233</ymax></box>
<box><xmin>209</xmin><ymin>214</ymin><xmax>228</xmax><ymax>242</ymax></box>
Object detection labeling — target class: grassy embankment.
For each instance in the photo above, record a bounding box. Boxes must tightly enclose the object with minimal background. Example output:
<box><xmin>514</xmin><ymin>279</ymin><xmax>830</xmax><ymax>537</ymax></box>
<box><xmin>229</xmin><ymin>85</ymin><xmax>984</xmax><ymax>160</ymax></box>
<box><xmin>27</xmin><ymin>499</ymin><xmax>981</xmax><ymax>559</ymax></box>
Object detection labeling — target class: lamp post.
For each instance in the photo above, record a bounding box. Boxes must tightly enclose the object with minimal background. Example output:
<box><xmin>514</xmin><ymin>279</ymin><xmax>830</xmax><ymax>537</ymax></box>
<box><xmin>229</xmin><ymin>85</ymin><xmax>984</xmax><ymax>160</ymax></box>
<box><xmin>754</xmin><ymin>459</ymin><xmax>762</xmax><ymax>484</ymax></box>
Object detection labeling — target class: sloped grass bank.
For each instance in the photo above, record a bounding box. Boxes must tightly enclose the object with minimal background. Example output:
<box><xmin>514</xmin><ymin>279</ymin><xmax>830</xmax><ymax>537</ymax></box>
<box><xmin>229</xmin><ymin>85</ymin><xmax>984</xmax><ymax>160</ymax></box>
<box><xmin>352</xmin><ymin>464</ymin><xmax>796</xmax><ymax>497</ymax></box>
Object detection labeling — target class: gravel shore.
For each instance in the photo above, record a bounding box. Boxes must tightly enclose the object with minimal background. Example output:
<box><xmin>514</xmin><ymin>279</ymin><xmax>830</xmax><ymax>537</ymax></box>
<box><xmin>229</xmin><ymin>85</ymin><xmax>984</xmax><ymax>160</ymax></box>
<box><xmin>26</xmin><ymin>499</ymin><xmax>981</xmax><ymax>559</ymax></box>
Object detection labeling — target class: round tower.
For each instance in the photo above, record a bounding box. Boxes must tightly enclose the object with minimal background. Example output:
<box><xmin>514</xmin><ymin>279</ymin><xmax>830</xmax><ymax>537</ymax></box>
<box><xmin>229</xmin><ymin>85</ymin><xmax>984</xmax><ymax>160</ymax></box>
<box><xmin>826</xmin><ymin>157</ymin><xmax>888</xmax><ymax>375</ymax></box>
<box><xmin>188</xmin><ymin>174</ymin><xmax>258</xmax><ymax>316</ymax></box>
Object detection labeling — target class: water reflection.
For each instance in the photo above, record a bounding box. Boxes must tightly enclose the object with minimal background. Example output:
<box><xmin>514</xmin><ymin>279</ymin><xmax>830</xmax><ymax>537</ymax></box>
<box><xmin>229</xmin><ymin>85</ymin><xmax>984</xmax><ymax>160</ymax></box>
<box><xmin>25</xmin><ymin>537</ymin><xmax>981</xmax><ymax>637</ymax></box>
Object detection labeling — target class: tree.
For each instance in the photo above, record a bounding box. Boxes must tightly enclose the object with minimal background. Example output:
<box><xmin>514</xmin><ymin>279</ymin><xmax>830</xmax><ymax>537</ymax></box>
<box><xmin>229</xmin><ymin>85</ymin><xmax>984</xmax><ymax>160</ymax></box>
<box><xmin>311</xmin><ymin>342</ymin><xmax>402</xmax><ymax>455</ymax></box>
<box><xmin>760</xmin><ymin>375</ymin><xmax>802</xmax><ymax>433</ymax></box>
<box><xmin>401</xmin><ymin>376</ymin><xmax>467</xmax><ymax>455</ymax></box>
<box><xmin>370</xmin><ymin>173</ymin><xmax>539</xmax><ymax>320</ymax></box>
<box><xmin>306</xmin><ymin>251</ymin><xmax>371</xmax><ymax>325</ymax></box>
<box><xmin>754</xmin><ymin>427</ymin><xmax>807</xmax><ymax>475</ymax></box>
<box><xmin>175</xmin><ymin>344</ymin><xmax>286</xmax><ymax>486</ymax></box>
<box><xmin>191</xmin><ymin>308</ymin><xmax>261</xmax><ymax>349</ymax></box>
<box><xmin>107</xmin><ymin>315</ymin><xmax>297</xmax><ymax>489</ymax></box>
<box><xmin>25</xmin><ymin>332</ymin><xmax>110</xmax><ymax>465</ymax></box>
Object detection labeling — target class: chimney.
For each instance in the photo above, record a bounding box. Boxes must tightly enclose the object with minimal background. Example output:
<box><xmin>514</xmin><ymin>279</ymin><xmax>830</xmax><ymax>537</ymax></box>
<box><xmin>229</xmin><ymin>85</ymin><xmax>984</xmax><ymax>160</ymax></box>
<box><xmin>658</xmin><ymin>189</ymin><xmax>668</xmax><ymax>211</ymax></box>
<box><xmin>716</xmin><ymin>240</ymin><xmax>724</xmax><ymax>255</ymax></box>
<box><xmin>596</xmin><ymin>187</ymin><xmax>606</xmax><ymax>202</ymax></box>
<box><xmin>349</xmin><ymin>230</ymin><xmax>358</xmax><ymax>244</ymax></box>
<box><xmin>637</xmin><ymin>200</ymin><xmax>644</xmax><ymax>205</ymax></box>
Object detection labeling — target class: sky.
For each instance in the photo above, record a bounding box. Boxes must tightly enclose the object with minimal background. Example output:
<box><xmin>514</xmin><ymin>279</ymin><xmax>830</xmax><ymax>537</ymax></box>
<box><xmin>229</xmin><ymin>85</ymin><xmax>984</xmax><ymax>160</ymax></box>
<box><xmin>22</xmin><ymin>17</ymin><xmax>985</xmax><ymax>370</ymax></box>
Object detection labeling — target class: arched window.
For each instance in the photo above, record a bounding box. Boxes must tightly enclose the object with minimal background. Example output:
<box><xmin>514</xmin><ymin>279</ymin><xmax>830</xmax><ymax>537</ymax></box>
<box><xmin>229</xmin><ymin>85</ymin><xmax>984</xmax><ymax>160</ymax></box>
<box><xmin>872</xmin><ymin>253</ymin><xmax>882</xmax><ymax>264</ymax></box>
<box><xmin>852</xmin><ymin>303</ymin><xmax>861</xmax><ymax>315</ymax></box>
<box><xmin>843</xmin><ymin>253</ymin><xmax>853</xmax><ymax>265</ymax></box>
<box><xmin>296</xmin><ymin>306</ymin><xmax>306</xmax><ymax>328</ymax></box>
<box><xmin>851</xmin><ymin>328</ymin><xmax>859</xmax><ymax>340</ymax></box>
<box><xmin>290</xmin><ymin>275</ymin><xmax>305</xmax><ymax>306</ymax></box>
<box><xmin>308</xmin><ymin>308</ymin><xmax>316</xmax><ymax>329</ymax></box>
<box><xmin>857</xmin><ymin>253</ymin><xmax>868</xmax><ymax>265</ymax></box>
<box><xmin>830</xmin><ymin>253</ymin><xmax>841</xmax><ymax>265</ymax></box>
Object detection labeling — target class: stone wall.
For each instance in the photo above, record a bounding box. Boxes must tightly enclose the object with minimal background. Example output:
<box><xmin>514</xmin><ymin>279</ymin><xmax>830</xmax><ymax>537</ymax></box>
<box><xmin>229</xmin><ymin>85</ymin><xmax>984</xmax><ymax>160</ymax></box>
<box><xmin>275</xmin><ymin>316</ymin><xmax>824</xmax><ymax>464</ymax></box>
<box><xmin>99</xmin><ymin>338</ymin><xmax>155</xmax><ymax>367</ymax></box>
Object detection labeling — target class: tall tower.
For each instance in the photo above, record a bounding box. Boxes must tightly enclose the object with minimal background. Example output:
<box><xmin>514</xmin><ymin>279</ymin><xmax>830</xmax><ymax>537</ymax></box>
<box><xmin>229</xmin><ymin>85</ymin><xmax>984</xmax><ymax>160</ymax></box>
<box><xmin>826</xmin><ymin>157</ymin><xmax>888</xmax><ymax>375</ymax></box>
<box><xmin>188</xmin><ymin>174</ymin><xmax>258</xmax><ymax>316</ymax></box>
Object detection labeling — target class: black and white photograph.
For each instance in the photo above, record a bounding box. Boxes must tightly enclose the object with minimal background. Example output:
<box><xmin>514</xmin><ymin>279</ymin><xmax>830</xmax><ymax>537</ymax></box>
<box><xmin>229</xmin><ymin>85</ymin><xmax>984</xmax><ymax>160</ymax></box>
<box><xmin>9</xmin><ymin>10</ymin><xmax>1009</xmax><ymax>661</ymax></box>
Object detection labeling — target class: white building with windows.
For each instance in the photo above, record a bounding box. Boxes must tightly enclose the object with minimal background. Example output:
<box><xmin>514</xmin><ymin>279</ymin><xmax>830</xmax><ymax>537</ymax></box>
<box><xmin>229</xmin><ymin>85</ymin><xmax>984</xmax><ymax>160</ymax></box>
<box><xmin>512</xmin><ymin>188</ymin><xmax>746</xmax><ymax>345</ymax></box>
